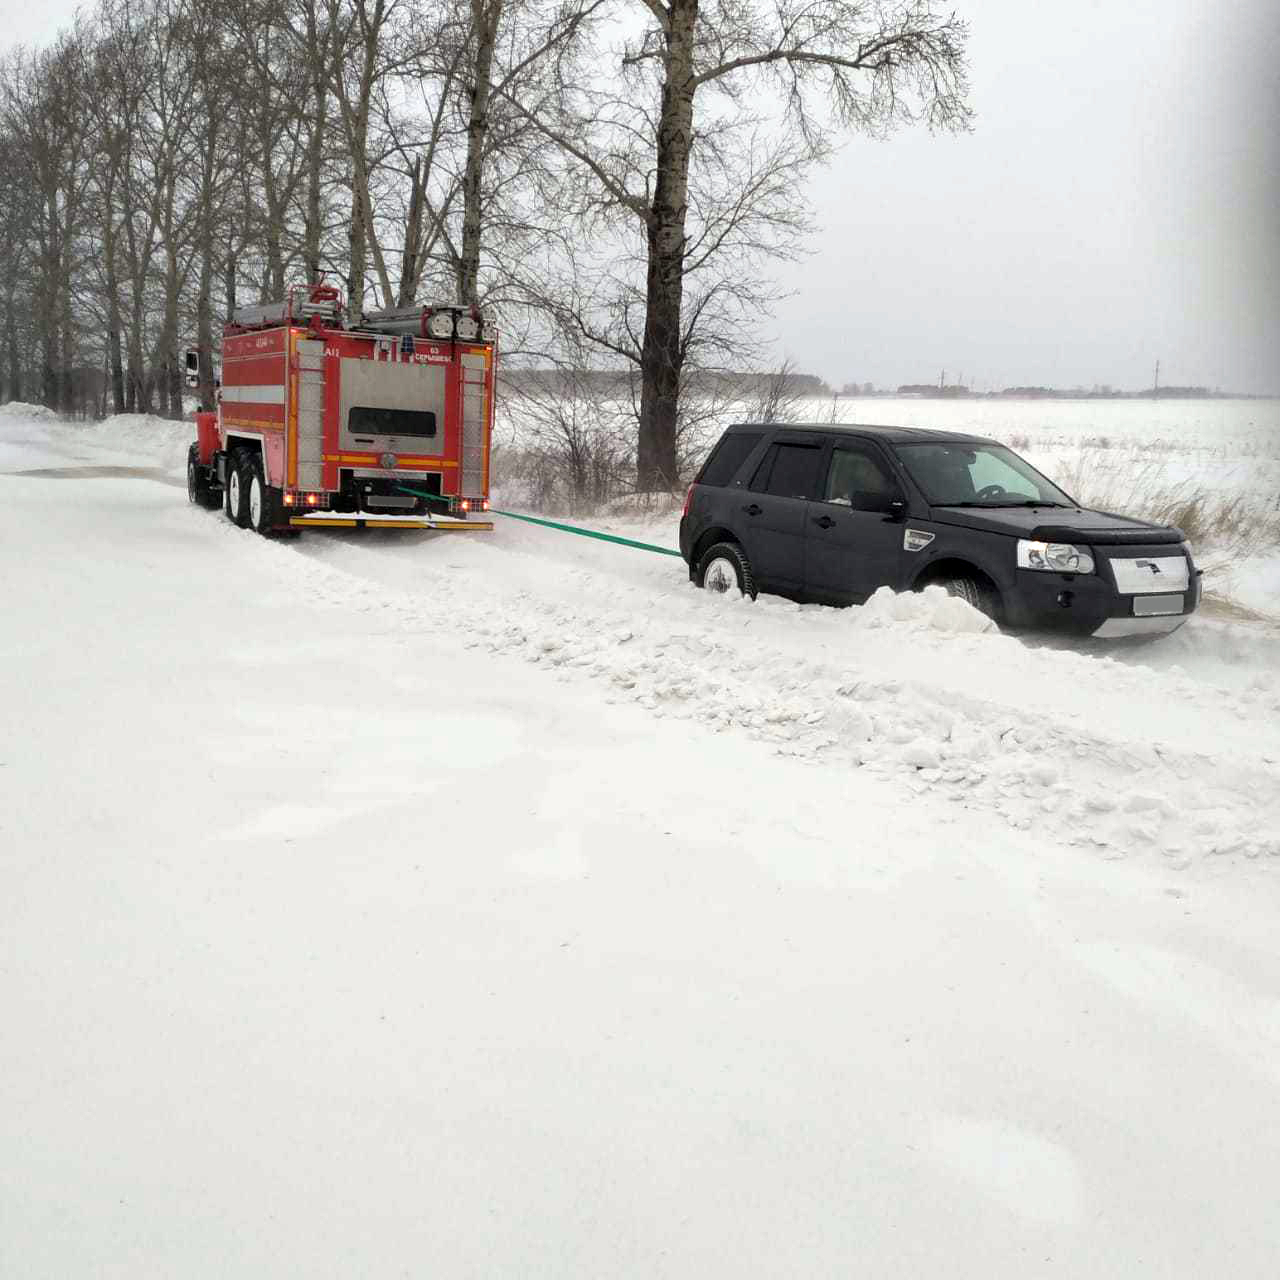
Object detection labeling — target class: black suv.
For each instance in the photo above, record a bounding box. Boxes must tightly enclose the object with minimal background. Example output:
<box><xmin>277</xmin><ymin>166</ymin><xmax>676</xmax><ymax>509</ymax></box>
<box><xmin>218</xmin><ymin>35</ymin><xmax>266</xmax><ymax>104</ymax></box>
<box><xmin>679</xmin><ymin>423</ymin><xmax>1202</xmax><ymax>637</ymax></box>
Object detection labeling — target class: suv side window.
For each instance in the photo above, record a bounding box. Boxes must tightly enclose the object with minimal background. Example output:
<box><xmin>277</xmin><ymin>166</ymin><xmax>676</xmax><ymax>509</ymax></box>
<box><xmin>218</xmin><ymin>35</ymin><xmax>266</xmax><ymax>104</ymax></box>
<box><xmin>823</xmin><ymin>445</ymin><xmax>899</xmax><ymax>511</ymax></box>
<box><xmin>750</xmin><ymin>442</ymin><xmax>823</xmax><ymax>499</ymax></box>
<box><xmin>698</xmin><ymin>431</ymin><xmax>763</xmax><ymax>486</ymax></box>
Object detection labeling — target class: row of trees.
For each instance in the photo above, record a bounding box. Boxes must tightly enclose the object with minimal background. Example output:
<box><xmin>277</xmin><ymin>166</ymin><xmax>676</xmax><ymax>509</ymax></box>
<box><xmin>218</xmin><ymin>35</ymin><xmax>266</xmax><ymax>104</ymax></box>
<box><xmin>0</xmin><ymin>0</ymin><xmax>970</xmax><ymax>489</ymax></box>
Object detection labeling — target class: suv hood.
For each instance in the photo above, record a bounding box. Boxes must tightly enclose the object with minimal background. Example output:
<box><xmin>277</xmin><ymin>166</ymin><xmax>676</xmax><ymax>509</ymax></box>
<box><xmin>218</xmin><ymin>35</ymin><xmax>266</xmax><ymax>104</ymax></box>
<box><xmin>930</xmin><ymin>505</ymin><xmax>1186</xmax><ymax>546</ymax></box>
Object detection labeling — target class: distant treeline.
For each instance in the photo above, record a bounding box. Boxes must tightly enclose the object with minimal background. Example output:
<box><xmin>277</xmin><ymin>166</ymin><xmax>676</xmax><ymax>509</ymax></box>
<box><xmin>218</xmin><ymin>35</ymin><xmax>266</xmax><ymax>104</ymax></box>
<box><xmin>501</xmin><ymin>368</ymin><xmax>1257</xmax><ymax>401</ymax></box>
<box><xmin>895</xmin><ymin>384</ymin><xmax>1244</xmax><ymax>400</ymax></box>
<box><xmin>500</xmin><ymin>367</ymin><xmax>833</xmax><ymax>399</ymax></box>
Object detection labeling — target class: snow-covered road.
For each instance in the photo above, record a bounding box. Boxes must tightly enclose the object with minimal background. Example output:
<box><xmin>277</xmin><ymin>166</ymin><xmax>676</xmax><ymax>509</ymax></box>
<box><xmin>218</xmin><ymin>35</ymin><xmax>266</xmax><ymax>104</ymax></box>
<box><xmin>4</xmin><ymin>410</ymin><xmax>1280</xmax><ymax>1276</ymax></box>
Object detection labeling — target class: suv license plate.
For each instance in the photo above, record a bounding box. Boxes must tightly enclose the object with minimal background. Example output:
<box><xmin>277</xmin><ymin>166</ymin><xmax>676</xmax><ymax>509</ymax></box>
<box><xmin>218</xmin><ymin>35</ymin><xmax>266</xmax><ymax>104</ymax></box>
<box><xmin>1133</xmin><ymin>594</ymin><xmax>1184</xmax><ymax>617</ymax></box>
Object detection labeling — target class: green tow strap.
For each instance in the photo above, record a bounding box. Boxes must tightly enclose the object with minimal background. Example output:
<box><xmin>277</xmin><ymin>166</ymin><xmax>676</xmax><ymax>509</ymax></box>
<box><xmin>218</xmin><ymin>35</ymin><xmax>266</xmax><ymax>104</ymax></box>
<box><xmin>394</xmin><ymin>483</ymin><xmax>682</xmax><ymax>558</ymax></box>
<box><xmin>491</xmin><ymin>508</ymin><xmax>683</xmax><ymax>558</ymax></box>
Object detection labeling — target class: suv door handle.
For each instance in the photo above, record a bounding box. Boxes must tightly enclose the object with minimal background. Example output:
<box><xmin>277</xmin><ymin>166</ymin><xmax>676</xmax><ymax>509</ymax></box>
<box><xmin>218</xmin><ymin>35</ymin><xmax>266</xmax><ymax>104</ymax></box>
<box><xmin>742</xmin><ymin>503</ymin><xmax>762</xmax><ymax>516</ymax></box>
<box><xmin>812</xmin><ymin>514</ymin><xmax>836</xmax><ymax>529</ymax></box>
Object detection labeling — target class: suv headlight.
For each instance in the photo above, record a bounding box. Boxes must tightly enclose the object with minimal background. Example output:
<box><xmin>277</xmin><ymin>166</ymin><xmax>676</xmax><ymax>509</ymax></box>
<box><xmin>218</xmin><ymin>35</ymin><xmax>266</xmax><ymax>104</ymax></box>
<box><xmin>1017</xmin><ymin>538</ymin><xmax>1094</xmax><ymax>574</ymax></box>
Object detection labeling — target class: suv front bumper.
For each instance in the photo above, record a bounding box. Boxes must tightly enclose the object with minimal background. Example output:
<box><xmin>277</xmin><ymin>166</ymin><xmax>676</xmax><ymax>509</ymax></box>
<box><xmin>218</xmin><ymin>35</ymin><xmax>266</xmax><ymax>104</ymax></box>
<box><xmin>1003</xmin><ymin>548</ymin><xmax>1200</xmax><ymax>637</ymax></box>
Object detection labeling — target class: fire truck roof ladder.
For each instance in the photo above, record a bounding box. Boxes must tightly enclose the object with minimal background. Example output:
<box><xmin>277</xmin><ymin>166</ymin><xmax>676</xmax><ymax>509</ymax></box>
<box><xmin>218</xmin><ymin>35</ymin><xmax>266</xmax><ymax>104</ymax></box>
<box><xmin>228</xmin><ymin>283</ymin><xmax>343</xmax><ymax>332</ymax></box>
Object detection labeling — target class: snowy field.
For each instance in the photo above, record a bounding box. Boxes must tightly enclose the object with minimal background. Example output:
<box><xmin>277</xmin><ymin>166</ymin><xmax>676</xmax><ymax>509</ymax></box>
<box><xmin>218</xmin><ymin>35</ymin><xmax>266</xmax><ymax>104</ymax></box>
<box><xmin>3</xmin><ymin>403</ymin><xmax>1280</xmax><ymax>1276</ymax></box>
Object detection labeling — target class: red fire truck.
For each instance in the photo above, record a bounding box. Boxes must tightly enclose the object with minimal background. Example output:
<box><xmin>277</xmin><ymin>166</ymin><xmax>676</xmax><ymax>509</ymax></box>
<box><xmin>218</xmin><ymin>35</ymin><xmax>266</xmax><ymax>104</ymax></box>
<box><xmin>186</xmin><ymin>283</ymin><xmax>496</xmax><ymax>534</ymax></box>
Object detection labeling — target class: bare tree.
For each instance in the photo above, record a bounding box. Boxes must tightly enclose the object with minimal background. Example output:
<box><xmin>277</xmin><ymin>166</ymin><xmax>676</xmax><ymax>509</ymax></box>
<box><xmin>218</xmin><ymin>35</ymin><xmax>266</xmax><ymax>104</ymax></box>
<box><xmin>0</xmin><ymin>34</ymin><xmax>97</xmax><ymax>412</ymax></box>
<box><xmin>745</xmin><ymin>356</ymin><xmax>807</xmax><ymax>423</ymax></box>
<box><xmin>517</xmin><ymin>0</ymin><xmax>971</xmax><ymax>490</ymax></box>
<box><xmin>327</xmin><ymin>0</ymin><xmax>406</xmax><ymax>323</ymax></box>
<box><xmin>0</xmin><ymin>123</ymin><xmax>37</xmax><ymax>402</ymax></box>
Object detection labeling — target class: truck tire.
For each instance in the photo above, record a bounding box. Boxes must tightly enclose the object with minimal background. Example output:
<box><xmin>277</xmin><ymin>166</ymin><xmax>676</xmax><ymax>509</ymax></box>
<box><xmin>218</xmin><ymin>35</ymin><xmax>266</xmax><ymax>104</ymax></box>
<box><xmin>695</xmin><ymin>541</ymin><xmax>756</xmax><ymax>599</ymax></box>
<box><xmin>186</xmin><ymin>444</ymin><xmax>219</xmax><ymax>508</ymax></box>
<box><xmin>247</xmin><ymin>457</ymin><xmax>280</xmax><ymax>535</ymax></box>
<box><xmin>225</xmin><ymin>450</ymin><xmax>250</xmax><ymax>527</ymax></box>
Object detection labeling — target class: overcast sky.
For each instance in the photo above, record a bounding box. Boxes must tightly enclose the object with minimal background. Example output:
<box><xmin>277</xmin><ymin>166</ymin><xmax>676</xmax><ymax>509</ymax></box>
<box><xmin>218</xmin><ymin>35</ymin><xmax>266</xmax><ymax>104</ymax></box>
<box><xmin>4</xmin><ymin>0</ymin><xmax>1277</xmax><ymax>394</ymax></box>
<box><xmin>773</xmin><ymin>0</ymin><xmax>1280</xmax><ymax>395</ymax></box>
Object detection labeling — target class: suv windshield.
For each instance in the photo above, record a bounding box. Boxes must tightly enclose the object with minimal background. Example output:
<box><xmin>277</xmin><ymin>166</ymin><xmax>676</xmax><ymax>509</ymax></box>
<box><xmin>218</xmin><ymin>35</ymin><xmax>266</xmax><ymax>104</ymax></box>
<box><xmin>893</xmin><ymin>442</ymin><xmax>1074</xmax><ymax>508</ymax></box>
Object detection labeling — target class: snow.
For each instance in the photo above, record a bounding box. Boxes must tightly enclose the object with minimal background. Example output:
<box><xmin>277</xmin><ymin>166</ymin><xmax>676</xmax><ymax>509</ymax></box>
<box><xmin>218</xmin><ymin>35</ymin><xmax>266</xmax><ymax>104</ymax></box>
<box><xmin>4</xmin><ymin>407</ymin><xmax>1280</xmax><ymax>1276</ymax></box>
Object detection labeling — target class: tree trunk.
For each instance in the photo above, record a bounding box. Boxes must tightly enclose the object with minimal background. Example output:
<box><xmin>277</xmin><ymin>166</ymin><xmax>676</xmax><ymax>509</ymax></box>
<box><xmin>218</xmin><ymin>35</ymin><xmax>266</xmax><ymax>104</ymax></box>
<box><xmin>302</xmin><ymin>0</ymin><xmax>329</xmax><ymax>285</ymax></box>
<box><xmin>126</xmin><ymin>310</ymin><xmax>144</xmax><ymax>413</ymax></box>
<box><xmin>259</xmin><ymin>117</ymin><xmax>286</xmax><ymax>298</ymax></box>
<box><xmin>59</xmin><ymin>286</ymin><xmax>74</xmax><ymax>415</ymax></box>
<box><xmin>637</xmin><ymin>0</ymin><xmax>698</xmax><ymax>491</ymax></box>
<box><xmin>40</xmin><ymin>309</ymin><xmax>57</xmax><ymax>411</ymax></box>
<box><xmin>100</xmin><ymin>176</ymin><xmax>126</xmax><ymax>414</ymax></box>
<box><xmin>108</xmin><ymin>316</ymin><xmax>125</xmax><ymax>414</ymax></box>
<box><xmin>39</xmin><ymin>227</ymin><xmax>60</xmax><ymax>410</ymax></box>
<box><xmin>163</xmin><ymin>243</ymin><xmax>182</xmax><ymax>418</ymax></box>
<box><xmin>397</xmin><ymin>156</ymin><xmax>423</xmax><ymax>306</ymax></box>
<box><xmin>168</xmin><ymin>351</ymin><xmax>183</xmax><ymax>420</ymax></box>
<box><xmin>4</xmin><ymin>285</ymin><xmax>20</xmax><ymax>403</ymax></box>
<box><xmin>224</xmin><ymin>250</ymin><xmax>238</xmax><ymax>318</ymax></box>
<box><xmin>197</xmin><ymin>231</ymin><xmax>216</xmax><ymax>411</ymax></box>
<box><xmin>458</xmin><ymin>0</ymin><xmax>501</xmax><ymax>307</ymax></box>
<box><xmin>345</xmin><ymin>146</ymin><xmax>378</xmax><ymax>323</ymax></box>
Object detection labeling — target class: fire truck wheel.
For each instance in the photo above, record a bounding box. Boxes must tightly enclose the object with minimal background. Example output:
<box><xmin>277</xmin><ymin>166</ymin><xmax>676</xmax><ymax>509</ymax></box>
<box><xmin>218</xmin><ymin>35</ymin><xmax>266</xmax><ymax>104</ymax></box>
<box><xmin>247</xmin><ymin>459</ymin><xmax>279</xmax><ymax>535</ymax></box>
<box><xmin>225</xmin><ymin>450</ymin><xmax>250</xmax><ymax>527</ymax></box>
<box><xmin>186</xmin><ymin>444</ymin><xmax>216</xmax><ymax>507</ymax></box>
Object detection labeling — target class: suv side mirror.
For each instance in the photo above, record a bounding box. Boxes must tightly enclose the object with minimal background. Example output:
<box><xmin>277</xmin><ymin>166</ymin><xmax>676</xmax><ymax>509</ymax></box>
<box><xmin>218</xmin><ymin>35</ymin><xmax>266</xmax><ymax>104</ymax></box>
<box><xmin>850</xmin><ymin>488</ymin><xmax>908</xmax><ymax>519</ymax></box>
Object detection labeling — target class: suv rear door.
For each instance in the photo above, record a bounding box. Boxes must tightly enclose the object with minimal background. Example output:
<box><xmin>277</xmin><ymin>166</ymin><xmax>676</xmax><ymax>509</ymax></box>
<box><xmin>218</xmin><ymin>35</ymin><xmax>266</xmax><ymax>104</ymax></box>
<box><xmin>738</xmin><ymin>435</ymin><xmax>824</xmax><ymax>594</ymax></box>
<box><xmin>804</xmin><ymin>438</ymin><xmax>907</xmax><ymax>604</ymax></box>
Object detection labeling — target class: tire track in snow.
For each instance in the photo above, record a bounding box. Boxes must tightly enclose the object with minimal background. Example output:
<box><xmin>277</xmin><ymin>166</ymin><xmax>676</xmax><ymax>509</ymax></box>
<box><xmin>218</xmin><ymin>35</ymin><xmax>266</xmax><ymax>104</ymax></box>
<box><xmin>240</xmin><ymin>521</ymin><xmax>1280</xmax><ymax>867</ymax></box>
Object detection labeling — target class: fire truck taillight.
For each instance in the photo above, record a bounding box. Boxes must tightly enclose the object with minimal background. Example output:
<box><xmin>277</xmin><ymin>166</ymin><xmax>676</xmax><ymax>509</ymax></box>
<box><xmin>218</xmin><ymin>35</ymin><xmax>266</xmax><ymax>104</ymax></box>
<box><xmin>305</xmin><ymin>493</ymin><xmax>320</xmax><ymax>506</ymax></box>
<box><xmin>283</xmin><ymin>492</ymin><xmax>295</xmax><ymax>506</ymax></box>
<box><xmin>460</xmin><ymin>499</ymin><xmax>471</xmax><ymax>512</ymax></box>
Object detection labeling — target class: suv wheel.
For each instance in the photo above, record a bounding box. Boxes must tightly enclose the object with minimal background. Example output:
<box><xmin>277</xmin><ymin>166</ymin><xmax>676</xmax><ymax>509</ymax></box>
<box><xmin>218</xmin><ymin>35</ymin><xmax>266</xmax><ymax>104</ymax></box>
<box><xmin>696</xmin><ymin>541</ymin><xmax>756</xmax><ymax>599</ymax></box>
<box><xmin>937</xmin><ymin>574</ymin><xmax>998</xmax><ymax>622</ymax></box>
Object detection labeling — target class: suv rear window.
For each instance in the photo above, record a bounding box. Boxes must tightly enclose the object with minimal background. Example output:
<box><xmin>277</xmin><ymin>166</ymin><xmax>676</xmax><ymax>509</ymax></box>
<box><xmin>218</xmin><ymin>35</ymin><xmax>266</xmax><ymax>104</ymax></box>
<box><xmin>698</xmin><ymin>431</ymin><xmax>762</xmax><ymax>486</ymax></box>
<box><xmin>750</xmin><ymin>442</ymin><xmax>823</xmax><ymax>499</ymax></box>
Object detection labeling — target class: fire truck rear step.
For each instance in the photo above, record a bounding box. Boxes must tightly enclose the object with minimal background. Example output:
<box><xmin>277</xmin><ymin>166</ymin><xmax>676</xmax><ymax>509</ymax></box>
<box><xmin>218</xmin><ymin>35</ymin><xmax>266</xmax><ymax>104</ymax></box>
<box><xmin>287</xmin><ymin>514</ymin><xmax>494</xmax><ymax>531</ymax></box>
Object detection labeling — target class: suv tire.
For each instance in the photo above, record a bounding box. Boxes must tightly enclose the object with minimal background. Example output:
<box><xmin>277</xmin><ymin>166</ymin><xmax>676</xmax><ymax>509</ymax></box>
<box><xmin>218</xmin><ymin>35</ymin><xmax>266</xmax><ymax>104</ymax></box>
<box><xmin>696</xmin><ymin>541</ymin><xmax>756</xmax><ymax>599</ymax></box>
<box><xmin>937</xmin><ymin>574</ymin><xmax>998</xmax><ymax>623</ymax></box>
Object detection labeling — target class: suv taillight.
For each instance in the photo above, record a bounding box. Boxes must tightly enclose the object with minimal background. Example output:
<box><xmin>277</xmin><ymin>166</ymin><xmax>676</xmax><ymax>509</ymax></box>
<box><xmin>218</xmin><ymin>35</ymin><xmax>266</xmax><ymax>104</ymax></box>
<box><xmin>681</xmin><ymin>485</ymin><xmax>694</xmax><ymax>518</ymax></box>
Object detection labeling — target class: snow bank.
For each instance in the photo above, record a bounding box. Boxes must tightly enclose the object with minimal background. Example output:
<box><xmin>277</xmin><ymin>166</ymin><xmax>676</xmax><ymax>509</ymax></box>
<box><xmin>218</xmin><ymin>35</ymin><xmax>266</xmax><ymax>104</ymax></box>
<box><xmin>857</xmin><ymin>584</ymin><xmax>998</xmax><ymax>634</ymax></box>
<box><xmin>0</xmin><ymin>400</ymin><xmax>58</xmax><ymax>421</ymax></box>
<box><xmin>1211</xmin><ymin>552</ymin><xmax>1280</xmax><ymax>620</ymax></box>
<box><xmin>0</xmin><ymin>405</ymin><xmax>193</xmax><ymax>473</ymax></box>
<box><xmin>81</xmin><ymin>412</ymin><xmax>193</xmax><ymax>472</ymax></box>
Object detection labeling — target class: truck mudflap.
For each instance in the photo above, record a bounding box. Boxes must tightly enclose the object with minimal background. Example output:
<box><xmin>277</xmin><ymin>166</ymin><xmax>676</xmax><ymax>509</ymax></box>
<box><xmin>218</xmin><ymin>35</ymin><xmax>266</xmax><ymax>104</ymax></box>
<box><xmin>286</xmin><ymin>513</ymin><xmax>493</xmax><ymax>531</ymax></box>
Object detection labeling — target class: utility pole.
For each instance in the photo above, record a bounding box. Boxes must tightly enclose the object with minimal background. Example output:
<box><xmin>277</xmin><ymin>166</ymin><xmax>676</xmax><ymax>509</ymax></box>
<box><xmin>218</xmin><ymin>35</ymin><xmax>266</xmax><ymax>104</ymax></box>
<box><xmin>1153</xmin><ymin>358</ymin><xmax>1160</xmax><ymax>397</ymax></box>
